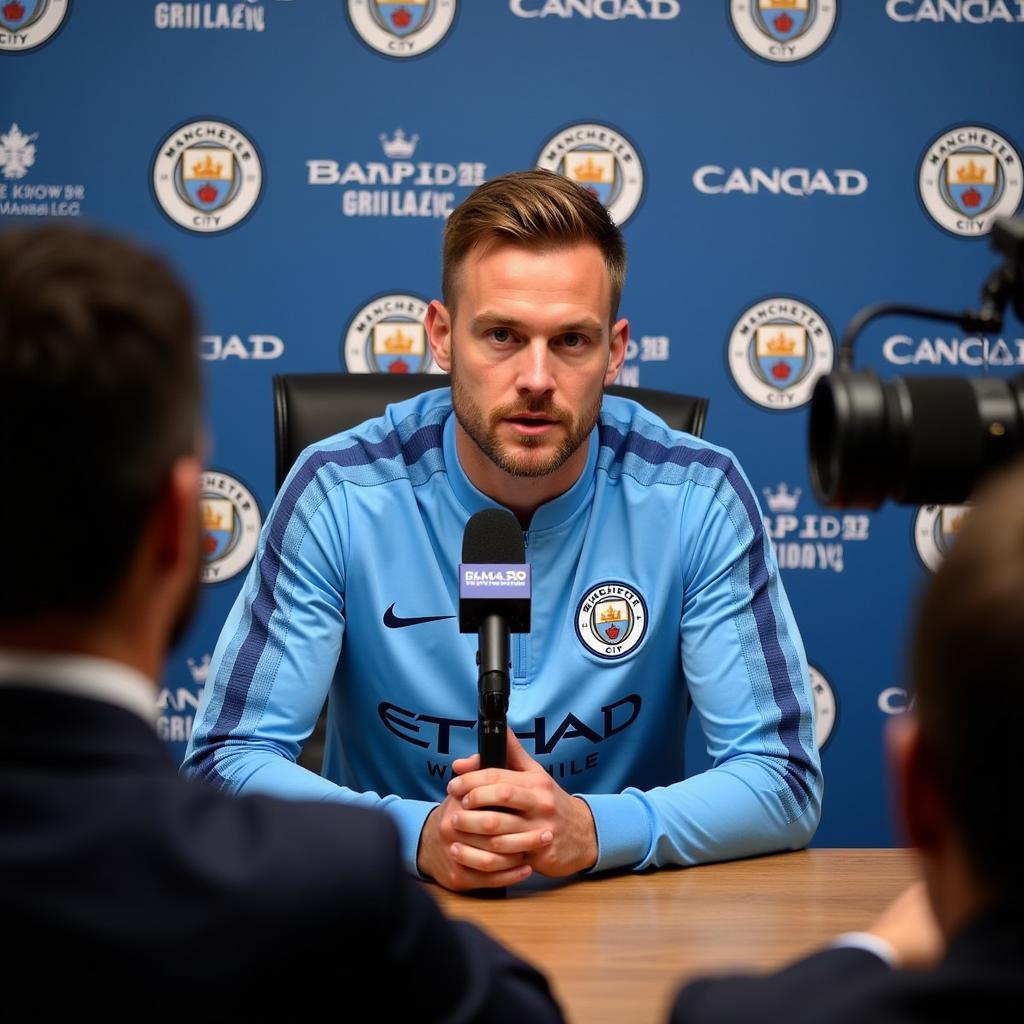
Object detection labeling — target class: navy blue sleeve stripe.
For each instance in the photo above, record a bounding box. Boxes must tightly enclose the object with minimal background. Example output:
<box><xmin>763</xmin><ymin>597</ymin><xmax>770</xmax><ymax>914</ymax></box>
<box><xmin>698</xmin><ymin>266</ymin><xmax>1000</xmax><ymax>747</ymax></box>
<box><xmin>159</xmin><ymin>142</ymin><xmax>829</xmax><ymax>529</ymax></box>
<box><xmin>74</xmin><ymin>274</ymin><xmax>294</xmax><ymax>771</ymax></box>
<box><xmin>203</xmin><ymin>422</ymin><xmax>444</xmax><ymax>760</ymax></box>
<box><xmin>189</xmin><ymin>742</ymin><xmax>234</xmax><ymax>789</ymax></box>
<box><xmin>599</xmin><ymin>422</ymin><xmax>815</xmax><ymax>809</ymax></box>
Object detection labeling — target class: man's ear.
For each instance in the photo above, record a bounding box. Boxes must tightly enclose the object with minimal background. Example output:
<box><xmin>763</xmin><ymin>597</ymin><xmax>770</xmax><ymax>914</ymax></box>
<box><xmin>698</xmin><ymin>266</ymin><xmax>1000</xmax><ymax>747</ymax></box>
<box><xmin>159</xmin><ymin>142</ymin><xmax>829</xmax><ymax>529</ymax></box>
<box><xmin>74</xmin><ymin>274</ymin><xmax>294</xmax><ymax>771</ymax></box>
<box><xmin>426</xmin><ymin>300</ymin><xmax>453</xmax><ymax>373</ymax></box>
<box><xmin>153</xmin><ymin>455</ymin><xmax>202</xmax><ymax>571</ymax></box>
<box><xmin>604</xmin><ymin>317</ymin><xmax>629</xmax><ymax>387</ymax></box>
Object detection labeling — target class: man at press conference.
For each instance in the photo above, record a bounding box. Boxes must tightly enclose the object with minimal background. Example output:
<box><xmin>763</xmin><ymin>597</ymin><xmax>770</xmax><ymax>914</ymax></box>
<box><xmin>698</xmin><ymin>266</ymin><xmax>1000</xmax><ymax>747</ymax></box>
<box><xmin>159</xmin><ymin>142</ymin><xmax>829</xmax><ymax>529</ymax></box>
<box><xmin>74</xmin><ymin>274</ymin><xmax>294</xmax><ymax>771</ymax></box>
<box><xmin>0</xmin><ymin>225</ymin><xmax>562</xmax><ymax>1019</ymax></box>
<box><xmin>185</xmin><ymin>169</ymin><xmax>823</xmax><ymax>892</ymax></box>
<box><xmin>671</xmin><ymin>461</ymin><xmax>1024</xmax><ymax>1022</ymax></box>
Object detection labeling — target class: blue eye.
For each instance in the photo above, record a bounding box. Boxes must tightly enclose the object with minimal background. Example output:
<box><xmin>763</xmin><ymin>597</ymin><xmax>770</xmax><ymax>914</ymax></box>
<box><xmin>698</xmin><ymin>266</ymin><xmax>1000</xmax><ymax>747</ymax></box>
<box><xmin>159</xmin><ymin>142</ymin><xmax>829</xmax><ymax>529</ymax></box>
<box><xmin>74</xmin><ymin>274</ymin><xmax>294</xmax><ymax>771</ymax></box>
<box><xmin>562</xmin><ymin>333</ymin><xmax>585</xmax><ymax>348</ymax></box>
<box><xmin>491</xmin><ymin>328</ymin><xmax>512</xmax><ymax>343</ymax></box>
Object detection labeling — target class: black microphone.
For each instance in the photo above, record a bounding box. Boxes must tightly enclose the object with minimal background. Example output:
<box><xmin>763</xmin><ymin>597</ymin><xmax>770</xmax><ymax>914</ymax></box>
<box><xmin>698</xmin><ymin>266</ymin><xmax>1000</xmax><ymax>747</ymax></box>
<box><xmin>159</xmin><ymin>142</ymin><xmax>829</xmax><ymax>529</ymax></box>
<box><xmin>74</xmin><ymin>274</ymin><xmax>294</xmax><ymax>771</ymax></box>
<box><xmin>459</xmin><ymin>509</ymin><xmax>531</xmax><ymax>771</ymax></box>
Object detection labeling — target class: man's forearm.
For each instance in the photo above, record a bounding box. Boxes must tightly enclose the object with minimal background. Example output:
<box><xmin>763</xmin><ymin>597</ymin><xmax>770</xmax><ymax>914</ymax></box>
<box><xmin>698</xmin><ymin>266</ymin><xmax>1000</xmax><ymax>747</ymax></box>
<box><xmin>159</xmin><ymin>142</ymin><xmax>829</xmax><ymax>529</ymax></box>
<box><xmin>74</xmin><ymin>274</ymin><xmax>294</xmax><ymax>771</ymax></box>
<box><xmin>579</xmin><ymin>755</ymin><xmax>822</xmax><ymax>873</ymax></box>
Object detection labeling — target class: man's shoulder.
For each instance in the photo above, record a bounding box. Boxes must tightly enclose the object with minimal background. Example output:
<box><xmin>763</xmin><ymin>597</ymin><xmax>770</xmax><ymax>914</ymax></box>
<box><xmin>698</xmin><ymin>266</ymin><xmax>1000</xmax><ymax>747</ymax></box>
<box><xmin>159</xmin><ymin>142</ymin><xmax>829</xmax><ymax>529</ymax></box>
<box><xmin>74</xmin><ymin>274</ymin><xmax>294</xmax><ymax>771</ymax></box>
<box><xmin>1</xmin><ymin>698</ymin><xmax>405</xmax><ymax>922</ymax></box>
<box><xmin>671</xmin><ymin>947</ymin><xmax>895</xmax><ymax>1024</ymax></box>
<box><xmin>597</xmin><ymin>392</ymin><xmax>747</xmax><ymax>491</ymax></box>
<box><xmin>181</xmin><ymin>779</ymin><xmax>401</xmax><ymax>880</ymax></box>
<box><xmin>2</xmin><ymin>743</ymin><xmax>435</xmax><ymax>1002</ymax></box>
<box><xmin>134</xmin><ymin>771</ymin><xmax>407</xmax><ymax>914</ymax></box>
<box><xmin>672</xmin><ymin>940</ymin><xmax>1022</xmax><ymax>1024</ymax></box>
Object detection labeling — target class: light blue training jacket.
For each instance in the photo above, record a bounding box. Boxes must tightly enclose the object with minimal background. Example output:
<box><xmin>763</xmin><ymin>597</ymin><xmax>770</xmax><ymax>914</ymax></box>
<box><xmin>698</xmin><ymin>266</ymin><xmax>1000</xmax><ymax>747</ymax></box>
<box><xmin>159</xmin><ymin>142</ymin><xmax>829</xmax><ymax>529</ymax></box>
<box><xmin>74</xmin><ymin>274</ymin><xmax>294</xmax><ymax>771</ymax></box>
<box><xmin>184</xmin><ymin>389</ymin><xmax>822</xmax><ymax>875</ymax></box>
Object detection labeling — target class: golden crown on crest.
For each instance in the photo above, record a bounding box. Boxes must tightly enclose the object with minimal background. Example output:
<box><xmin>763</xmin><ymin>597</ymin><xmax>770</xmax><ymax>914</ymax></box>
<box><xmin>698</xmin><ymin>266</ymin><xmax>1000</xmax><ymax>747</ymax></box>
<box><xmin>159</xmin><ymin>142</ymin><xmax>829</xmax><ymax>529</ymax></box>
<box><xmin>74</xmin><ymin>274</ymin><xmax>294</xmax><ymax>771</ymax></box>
<box><xmin>191</xmin><ymin>153</ymin><xmax>224</xmax><ymax>179</ymax></box>
<box><xmin>955</xmin><ymin>159</ymin><xmax>989</xmax><ymax>184</ymax></box>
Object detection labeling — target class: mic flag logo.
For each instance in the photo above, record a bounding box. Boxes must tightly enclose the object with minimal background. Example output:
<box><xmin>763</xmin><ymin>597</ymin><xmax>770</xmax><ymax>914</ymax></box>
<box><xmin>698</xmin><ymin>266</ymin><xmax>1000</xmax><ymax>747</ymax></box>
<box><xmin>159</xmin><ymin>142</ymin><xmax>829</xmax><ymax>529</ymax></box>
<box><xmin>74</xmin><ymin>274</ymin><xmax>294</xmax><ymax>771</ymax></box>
<box><xmin>459</xmin><ymin>565</ymin><xmax>532</xmax><ymax>600</ymax></box>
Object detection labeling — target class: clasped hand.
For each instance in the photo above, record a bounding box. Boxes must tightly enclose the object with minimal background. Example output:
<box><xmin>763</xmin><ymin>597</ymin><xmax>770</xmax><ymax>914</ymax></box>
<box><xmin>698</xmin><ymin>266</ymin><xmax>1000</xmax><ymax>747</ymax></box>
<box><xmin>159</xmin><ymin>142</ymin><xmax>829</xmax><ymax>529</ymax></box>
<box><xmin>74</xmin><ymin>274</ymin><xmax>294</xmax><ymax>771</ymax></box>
<box><xmin>417</xmin><ymin>730</ymin><xmax>598</xmax><ymax>892</ymax></box>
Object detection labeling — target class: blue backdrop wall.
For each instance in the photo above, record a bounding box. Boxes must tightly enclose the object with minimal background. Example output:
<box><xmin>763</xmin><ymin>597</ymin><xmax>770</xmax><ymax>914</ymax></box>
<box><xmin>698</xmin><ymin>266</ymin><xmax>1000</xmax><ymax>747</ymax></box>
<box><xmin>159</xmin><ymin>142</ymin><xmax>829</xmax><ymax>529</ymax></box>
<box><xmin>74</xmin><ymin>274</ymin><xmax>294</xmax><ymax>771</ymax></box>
<box><xmin>4</xmin><ymin>0</ymin><xmax>1023</xmax><ymax>847</ymax></box>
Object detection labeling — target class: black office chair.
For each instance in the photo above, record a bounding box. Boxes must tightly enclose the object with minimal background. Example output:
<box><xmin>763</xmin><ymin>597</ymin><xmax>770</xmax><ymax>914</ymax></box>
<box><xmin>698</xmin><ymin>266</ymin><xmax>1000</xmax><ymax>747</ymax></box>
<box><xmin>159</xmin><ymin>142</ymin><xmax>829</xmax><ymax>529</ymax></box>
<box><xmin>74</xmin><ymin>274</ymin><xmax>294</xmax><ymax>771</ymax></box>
<box><xmin>272</xmin><ymin>372</ymin><xmax>709</xmax><ymax>772</ymax></box>
<box><xmin>274</xmin><ymin>372</ymin><xmax>709</xmax><ymax>490</ymax></box>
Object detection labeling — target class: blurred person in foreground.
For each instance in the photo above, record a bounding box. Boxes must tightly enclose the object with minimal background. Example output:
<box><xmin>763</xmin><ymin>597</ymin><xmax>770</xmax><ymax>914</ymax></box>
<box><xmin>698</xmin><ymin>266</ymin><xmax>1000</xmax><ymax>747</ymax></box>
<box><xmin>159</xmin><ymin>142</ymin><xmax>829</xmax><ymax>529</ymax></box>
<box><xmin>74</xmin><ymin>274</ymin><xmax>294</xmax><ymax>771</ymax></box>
<box><xmin>0</xmin><ymin>225</ymin><xmax>561</xmax><ymax>1021</ymax></box>
<box><xmin>671</xmin><ymin>461</ymin><xmax>1024</xmax><ymax>1023</ymax></box>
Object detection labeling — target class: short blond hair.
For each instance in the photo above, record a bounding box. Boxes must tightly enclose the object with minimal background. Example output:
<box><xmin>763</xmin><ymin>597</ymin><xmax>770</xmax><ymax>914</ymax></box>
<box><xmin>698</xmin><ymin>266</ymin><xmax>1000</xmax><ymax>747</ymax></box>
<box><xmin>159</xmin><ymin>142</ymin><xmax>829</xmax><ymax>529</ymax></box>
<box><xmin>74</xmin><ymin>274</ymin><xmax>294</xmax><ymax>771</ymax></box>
<box><xmin>441</xmin><ymin>169</ymin><xmax>626</xmax><ymax>320</ymax></box>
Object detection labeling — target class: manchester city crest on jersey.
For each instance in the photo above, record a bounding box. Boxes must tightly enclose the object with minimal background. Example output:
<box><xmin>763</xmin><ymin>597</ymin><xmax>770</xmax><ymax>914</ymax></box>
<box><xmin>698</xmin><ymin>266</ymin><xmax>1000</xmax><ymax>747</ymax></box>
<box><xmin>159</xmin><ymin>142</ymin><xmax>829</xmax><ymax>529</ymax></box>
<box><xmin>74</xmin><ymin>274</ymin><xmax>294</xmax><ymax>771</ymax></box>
<box><xmin>575</xmin><ymin>581</ymin><xmax>648</xmax><ymax>660</ymax></box>
<box><xmin>728</xmin><ymin>297</ymin><xmax>834</xmax><ymax>410</ymax></box>
<box><xmin>343</xmin><ymin>293</ymin><xmax>444</xmax><ymax>374</ymax></box>
<box><xmin>536</xmin><ymin>122</ymin><xmax>645</xmax><ymax>227</ymax></box>
<box><xmin>200</xmin><ymin>471</ymin><xmax>262</xmax><ymax>584</ymax></box>
<box><xmin>730</xmin><ymin>0</ymin><xmax>837</xmax><ymax>63</ymax></box>
<box><xmin>0</xmin><ymin>0</ymin><xmax>69</xmax><ymax>52</ymax></box>
<box><xmin>914</xmin><ymin>503</ymin><xmax>970</xmax><ymax>573</ymax></box>
<box><xmin>918</xmin><ymin>125</ymin><xmax>1023</xmax><ymax>237</ymax></box>
<box><xmin>151</xmin><ymin>120</ymin><xmax>263</xmax><ymax>234</ymax></box>
<box><xmin>347</xmin><ymin>0</ymin><xmax>457</xmax><ymax>58</ymax></box>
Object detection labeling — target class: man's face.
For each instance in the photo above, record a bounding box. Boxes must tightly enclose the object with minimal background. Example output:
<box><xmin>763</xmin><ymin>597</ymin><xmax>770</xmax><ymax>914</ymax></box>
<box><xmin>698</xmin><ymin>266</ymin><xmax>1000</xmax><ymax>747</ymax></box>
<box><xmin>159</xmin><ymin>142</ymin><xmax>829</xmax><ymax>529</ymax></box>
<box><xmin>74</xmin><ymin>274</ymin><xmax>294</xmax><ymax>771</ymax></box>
<box><xmin>429</xmin><ymin>241</ymin><xmax>627</xmax><ymax>479</ymax></box>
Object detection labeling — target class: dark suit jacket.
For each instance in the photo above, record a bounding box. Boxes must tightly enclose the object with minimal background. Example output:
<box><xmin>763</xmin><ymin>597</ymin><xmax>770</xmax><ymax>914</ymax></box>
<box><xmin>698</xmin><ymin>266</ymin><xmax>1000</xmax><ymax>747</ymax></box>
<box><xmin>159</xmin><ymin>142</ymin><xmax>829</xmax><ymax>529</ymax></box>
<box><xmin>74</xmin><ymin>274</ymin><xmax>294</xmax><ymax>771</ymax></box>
<box><xmin>0</xmin><ymin>687</ymin><xmax>561</xmax><ymax>1021</ymax></box>
<box><xmin>671</xmin><ymin>902</ymin><xmax>1024</xmax><ymax>1024</ymax></box>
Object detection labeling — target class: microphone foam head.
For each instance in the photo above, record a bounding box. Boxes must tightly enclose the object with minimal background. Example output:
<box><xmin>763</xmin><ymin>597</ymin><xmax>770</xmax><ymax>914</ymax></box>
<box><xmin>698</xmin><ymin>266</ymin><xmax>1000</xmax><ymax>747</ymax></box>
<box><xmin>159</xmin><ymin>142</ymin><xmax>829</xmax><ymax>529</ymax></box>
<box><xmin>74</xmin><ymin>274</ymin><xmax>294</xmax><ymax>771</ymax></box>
<box><xmin>461</xmin><ymin>508</ymin><xmax>524</xmax><ymax>564</ymax></box>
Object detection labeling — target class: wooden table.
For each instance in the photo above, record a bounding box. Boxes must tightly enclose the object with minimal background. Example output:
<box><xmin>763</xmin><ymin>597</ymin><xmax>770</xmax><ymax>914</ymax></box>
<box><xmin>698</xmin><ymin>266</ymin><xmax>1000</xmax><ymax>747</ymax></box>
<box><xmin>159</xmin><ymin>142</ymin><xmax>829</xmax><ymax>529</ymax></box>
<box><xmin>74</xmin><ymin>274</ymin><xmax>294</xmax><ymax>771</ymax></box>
<box><xmin>432</xmin><ymin>849</ymin><xmax>917</xmax><ymax>1024</ymax></box>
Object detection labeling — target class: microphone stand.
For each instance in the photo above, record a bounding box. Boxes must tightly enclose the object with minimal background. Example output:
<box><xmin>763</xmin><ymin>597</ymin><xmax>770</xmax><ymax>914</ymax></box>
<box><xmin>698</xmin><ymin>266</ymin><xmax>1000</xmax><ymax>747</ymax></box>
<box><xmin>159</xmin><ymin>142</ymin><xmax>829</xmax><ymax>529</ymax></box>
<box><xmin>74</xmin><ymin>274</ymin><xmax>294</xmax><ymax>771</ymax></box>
<box><xmin>474</xmin><ymin>613</ymin><xmax>510</xmax><ymax>899</ymax></box>
<box><xmin>477</xmin><ymin>614</ymin><xmax>509</xmax><ymax>771</ymax></box>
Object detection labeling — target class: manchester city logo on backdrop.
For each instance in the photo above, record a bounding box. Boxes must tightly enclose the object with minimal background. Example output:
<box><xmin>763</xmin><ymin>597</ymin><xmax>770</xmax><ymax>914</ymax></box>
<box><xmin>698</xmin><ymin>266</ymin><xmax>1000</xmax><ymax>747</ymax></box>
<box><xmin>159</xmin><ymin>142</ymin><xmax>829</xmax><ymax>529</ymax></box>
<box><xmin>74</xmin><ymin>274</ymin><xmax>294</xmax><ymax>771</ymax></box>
<box><xmin>0</xmin><ymin>0</ymin><xmax>69</xmax><ymax>52</ymax></box>
<box><xmin>200</xmin><ymin>471</ymin><xmax>261</xmax><ymax>584</ymax></box>
<box><xmin>151</xmin><ymin>120</ymin><xmax>263</xmax><ymax>234</ymax></box>
<box><xmin>809</xmin><ymin>663</ymin><xmax>837</xmax><ymax>750</ymax></box>
<box><xmin>727</xmin><ymin>297</ymin><xmax>834</xmax><ymax>410</ymax></box>
<box><xmin>729</xmin><ymin>0</ymin><xmax>837</xmax><ymax>63</ymax></box>
<box><xmin>536</xmin><ymin>123</ymin><xmax>645</xmax><ymax>226</ymax></box>
<box><xmin>917</xmin><ymin>125</ymin><xmax>1023</xmax><ymax>237</ymax></box>
<box><xmin>913</xmin><ymin>503</ymin><xmax>970</xmax><ymax>572</ymax></box>
<box><xmin>346</xmin><ymin>0</ymin><xmax>457</xmax><ymax>57</ymax></box>
<box><xmin>343</xmin><ymin>293</ymin><xmax>444</xmax><ymax>374</ymax></box>
<box><xmin>575</xmin><ymin>581</ymin><xmax>648</xmax><ymax>661</ymax></box>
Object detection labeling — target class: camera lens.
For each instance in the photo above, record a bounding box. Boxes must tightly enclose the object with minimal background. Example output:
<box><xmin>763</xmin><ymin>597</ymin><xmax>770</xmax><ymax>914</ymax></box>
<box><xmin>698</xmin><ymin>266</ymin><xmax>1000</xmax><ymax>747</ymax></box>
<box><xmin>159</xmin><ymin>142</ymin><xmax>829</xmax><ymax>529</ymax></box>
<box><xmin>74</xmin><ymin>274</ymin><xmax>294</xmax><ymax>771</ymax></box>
<box><xmin>810</xmin><ymin>370</ymin><xmax>1024</xmax><ymax>508</ymax></box>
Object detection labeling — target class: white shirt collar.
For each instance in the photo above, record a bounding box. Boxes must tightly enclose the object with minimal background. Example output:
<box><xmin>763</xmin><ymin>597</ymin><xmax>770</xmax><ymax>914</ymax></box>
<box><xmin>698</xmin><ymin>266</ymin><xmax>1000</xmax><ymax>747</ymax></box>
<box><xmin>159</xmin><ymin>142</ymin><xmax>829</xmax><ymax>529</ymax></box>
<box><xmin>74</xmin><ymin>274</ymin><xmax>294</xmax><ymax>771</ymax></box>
<box><xmin>0</xmin><ymin>650</ymin><xmax>158</xmax><ymax>728</ymax></box>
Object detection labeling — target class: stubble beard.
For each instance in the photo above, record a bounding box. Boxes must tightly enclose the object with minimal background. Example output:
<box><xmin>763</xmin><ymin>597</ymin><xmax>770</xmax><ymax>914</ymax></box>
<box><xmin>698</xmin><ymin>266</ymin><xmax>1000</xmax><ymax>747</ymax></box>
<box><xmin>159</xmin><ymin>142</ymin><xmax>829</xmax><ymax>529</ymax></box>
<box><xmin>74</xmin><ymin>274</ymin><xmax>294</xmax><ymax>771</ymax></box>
<box><xmin>449</xmin><ymin>355</ymin><xmax>602</xmax><ymax>478</ymax></box>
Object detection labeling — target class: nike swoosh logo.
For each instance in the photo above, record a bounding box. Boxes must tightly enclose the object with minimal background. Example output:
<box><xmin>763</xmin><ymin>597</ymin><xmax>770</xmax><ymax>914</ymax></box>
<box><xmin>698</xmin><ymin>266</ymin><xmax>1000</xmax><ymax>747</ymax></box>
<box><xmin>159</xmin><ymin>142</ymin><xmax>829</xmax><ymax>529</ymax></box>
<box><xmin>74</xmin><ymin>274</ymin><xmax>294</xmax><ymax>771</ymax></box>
<box><xmin>383</xmin><ymin>603</ymin><xmax>456</xmax><ymax>629</ymax></box>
